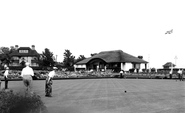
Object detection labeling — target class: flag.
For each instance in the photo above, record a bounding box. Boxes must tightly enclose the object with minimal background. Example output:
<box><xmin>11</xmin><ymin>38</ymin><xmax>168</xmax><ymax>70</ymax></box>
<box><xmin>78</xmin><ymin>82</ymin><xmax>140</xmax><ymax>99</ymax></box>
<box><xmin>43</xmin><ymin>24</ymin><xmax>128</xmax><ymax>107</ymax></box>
<box><xmin>165</xmin><ymin>29</ymin><xmax>173</xmax><ymax>34</ymax></box>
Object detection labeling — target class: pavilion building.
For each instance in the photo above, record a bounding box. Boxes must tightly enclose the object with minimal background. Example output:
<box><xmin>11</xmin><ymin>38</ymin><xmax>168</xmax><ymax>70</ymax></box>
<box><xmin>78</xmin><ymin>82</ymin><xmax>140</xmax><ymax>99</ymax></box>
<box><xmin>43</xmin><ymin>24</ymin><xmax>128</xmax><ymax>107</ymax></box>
<box><xmin>75</xmin><ymin>50</ymin><xmax>148</xmax><ymax>72</ymax></box>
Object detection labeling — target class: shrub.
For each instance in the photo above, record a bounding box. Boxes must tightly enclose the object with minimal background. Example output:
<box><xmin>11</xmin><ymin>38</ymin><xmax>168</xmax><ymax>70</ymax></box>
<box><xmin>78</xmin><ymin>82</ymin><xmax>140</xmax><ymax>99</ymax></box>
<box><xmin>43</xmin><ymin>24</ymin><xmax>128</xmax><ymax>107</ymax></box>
<box><xmin>0</xmin><ymin>89</ymin><xmax>46</xmax><ymax>113</ymax></box>
<box><xmin>129</xmin><ymin>68</ymin><xmax>135</xmax><ymax>73</ymax></box>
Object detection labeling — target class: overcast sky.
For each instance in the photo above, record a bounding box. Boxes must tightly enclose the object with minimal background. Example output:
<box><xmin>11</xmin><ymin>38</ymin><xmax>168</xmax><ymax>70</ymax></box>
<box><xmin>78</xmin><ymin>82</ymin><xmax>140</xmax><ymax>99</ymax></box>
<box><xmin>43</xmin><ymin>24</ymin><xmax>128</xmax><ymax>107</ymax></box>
<box><xmin>0</xmin><ymin>0</ymin><xmax>185</xmax><ymax>68</ymax></box>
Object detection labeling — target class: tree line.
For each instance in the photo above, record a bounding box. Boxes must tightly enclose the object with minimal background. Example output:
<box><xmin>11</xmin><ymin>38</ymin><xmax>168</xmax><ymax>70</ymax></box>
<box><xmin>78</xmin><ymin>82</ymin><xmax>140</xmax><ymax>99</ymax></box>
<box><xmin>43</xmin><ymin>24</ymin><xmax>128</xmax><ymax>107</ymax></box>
<box><xmin>0</xmin><ymin>46</ymin><xmax>91</xmax><ymax>71</ymax></box>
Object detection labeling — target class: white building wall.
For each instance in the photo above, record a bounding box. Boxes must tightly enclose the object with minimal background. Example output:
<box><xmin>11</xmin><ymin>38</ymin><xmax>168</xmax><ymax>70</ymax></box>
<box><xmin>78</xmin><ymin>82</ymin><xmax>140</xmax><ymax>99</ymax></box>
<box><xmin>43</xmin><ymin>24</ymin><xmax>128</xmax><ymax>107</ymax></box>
<box><xmin>76</xmin><ymin>65</ymin><xmax>86</xmax><ymax>68</ymax></box>
<box><xmin>140</xmin><ymin>64</ymin><xmax>146</xmax><ymax>70</ymax></box>
<box><xmin>74</xmin><ymin>64</ymin><xmax>86</xmax><ymax>70</ymax></box>
<box><xmin>135</xmin><ymin>64</ymin><xmax>140</xmax><ymax>69</ymax></box>
<box><xmin>121</xmin><ymin>63</ymin><xmax>125</xmax><ymax>70</ymax></box>
<box><xmin>125</xmin><ymin>63</ymin><xmax>132</xmax><ymax>71</ymax></box>
<box><xmin>28</xmin><ymin>57</ymin><xmax>32</xmax><ymax>65</ymax></box>
<box><xmin>132</xmin><ymin>63</ymin><xmax>141</xmax><ymax>69</ymax></box>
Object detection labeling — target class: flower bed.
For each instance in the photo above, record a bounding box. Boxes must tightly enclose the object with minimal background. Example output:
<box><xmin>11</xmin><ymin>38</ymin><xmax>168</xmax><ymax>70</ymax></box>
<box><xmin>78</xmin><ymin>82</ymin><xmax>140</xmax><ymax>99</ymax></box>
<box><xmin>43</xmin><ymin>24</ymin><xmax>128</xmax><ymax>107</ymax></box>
<box><xmin>1</xmin><ymin>69</ymin><xmax>179</xmax><ymax>80</ymax></box>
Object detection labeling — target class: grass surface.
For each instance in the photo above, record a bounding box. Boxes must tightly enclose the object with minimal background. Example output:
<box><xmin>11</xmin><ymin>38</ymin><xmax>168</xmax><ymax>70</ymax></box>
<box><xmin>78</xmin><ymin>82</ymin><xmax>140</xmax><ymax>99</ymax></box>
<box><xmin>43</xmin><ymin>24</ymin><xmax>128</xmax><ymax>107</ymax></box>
<box><xmin>1</xmin><ymin>79</ymin><xmax>185</xmax><ymax>113</ymax></box>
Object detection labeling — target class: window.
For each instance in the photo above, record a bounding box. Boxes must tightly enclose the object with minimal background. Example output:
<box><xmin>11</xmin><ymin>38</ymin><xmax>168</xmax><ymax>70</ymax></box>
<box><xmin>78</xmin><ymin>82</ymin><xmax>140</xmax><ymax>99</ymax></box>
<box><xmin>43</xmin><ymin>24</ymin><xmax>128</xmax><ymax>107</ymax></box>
<box><xmin>31</xmin><ymin>63</ymin><xmax>39</xmax><ymax>67</ymax></box>
<box><xmin>12</xmin><ymin>57</ymin><xmax>19</xmax><ymax>60</ymax></box>
<box><xmin>32</xmin><ymin>57</ymin><xmax>38</xmax><ymax>60</ymax></box>
<box><xmin>19</xmin><ymin>50</ymin><xmax>29</xmax><ymax>53</ymax></box>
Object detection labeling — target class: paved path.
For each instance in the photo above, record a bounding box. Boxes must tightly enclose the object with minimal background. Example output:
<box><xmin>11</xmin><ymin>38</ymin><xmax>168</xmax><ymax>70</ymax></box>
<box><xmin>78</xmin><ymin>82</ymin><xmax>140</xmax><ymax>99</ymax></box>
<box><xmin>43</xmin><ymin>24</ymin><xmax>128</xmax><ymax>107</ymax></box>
<box><xmin>2</xmin><ymin>79</ymin><xmax>185</xmax><ymax>113</ymax></box>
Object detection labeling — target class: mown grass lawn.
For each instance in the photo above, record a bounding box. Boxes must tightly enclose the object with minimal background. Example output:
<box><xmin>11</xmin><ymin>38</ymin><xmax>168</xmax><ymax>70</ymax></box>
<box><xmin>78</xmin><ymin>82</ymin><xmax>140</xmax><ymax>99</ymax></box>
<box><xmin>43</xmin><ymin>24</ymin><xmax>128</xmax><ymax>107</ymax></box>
<box><xmin>2</xmin><ymin>78</ymin><xmax>185</xmax><ymax>113</ymax></box>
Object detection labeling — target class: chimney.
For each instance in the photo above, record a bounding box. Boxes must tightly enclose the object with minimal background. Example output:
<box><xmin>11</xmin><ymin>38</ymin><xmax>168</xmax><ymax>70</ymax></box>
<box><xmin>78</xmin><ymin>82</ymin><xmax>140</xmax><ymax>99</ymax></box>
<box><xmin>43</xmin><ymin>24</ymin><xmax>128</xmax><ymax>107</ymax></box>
<box><xmin>32</xmin><ymin>45</ymin><xmax>35</xmax><ymax>50</ymax></box>
<box><xmin>15</xmin><ymin>45</ymin><xmax>19</xmax><ymax>50</ymax></box>
<box><xmin>138</xmin><ymin>56</ymin><xmax>143</xmax><ymax>59</ymax></box>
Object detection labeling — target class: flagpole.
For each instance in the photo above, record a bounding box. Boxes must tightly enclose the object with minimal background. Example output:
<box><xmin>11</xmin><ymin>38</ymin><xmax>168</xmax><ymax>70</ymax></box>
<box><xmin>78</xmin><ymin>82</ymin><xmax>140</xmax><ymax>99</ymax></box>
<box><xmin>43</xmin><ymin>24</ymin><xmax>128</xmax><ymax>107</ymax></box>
<box><xmin>165</xmin><ymin>29</ymin><xmax>174</xmax><ymax>74</ymax></box>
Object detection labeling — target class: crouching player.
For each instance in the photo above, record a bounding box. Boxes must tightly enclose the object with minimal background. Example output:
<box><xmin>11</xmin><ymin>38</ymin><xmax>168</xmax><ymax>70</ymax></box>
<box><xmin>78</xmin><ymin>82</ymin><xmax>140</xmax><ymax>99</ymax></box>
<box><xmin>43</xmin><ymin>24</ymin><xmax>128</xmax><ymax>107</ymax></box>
<box><xmin>45</xmin><ymin>67</ymin><xmax>57</xmax><ymax>97</ymax></box>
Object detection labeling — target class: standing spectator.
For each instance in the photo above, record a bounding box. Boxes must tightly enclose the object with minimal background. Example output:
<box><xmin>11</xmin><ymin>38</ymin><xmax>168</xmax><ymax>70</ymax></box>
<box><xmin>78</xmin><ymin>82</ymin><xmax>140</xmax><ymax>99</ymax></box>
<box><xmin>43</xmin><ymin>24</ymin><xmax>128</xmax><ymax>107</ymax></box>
<box><xmin>169</xmin><ymin>70</ymin><xmax>173</xmax><ymax>79</ymax></box>
<box><xmin>21</xmin><ymin>62</ymin><xmax>34</xmax><ymax>92</ymax></box>
<box><xmin>177</xmin><ymin>69</ymin><xmax>183</xmax><ymax>81</ymax></box>
<box><xmin>177</xmin><ymin>69</ymin><xmax>180</xmax><ymax>81</ymax></box>
<box><xmin>179</xmin><ymin>69</ymin><xmax>183</xmax><ymax>81</ymax></box>
<box><xmin>119</xmin><ymin>70</ymin><xmax>124</xmax><ymax>78</ymax></box>
<box><xmin>45</xmin><ymin>67</ymin><xmax>57</xmax><ymax>97</ymax></box>
<box><xmin>181</xmin><ymin>69</ymin><xmax>184</xmax><ymax>81</ymax></box>
<box><xmin>4</xmin><ymin>67</ymin><xmax>9</xmax><ymax>89</ymax></box>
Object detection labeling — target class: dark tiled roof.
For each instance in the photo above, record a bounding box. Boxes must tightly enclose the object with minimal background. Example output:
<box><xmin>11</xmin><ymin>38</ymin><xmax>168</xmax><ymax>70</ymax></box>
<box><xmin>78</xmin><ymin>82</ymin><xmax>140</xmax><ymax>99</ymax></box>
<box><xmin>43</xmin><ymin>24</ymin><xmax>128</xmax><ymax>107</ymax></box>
<box><xmin>76</xmin><ymin>50</ymin><xmax>148</xmax><ymax>64</ymax></box>
<box><xmin>9</xmin><ymin>47</ymin><xmax>40</xmax><ymax>57</ymax></box>
<box><xmin>163</xmin><ymin>62</ymin><xmax>175</xmax><ymax>67</ymax></box>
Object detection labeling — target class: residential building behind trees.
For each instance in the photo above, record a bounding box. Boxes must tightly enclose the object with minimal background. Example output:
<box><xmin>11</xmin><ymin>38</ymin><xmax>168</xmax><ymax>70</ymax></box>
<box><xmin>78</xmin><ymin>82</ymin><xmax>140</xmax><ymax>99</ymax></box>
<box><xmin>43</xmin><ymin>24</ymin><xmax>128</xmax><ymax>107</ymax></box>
<box><xmin>0</xmin><ymin>46</ymin><xmax>56</xmax><ymax>70</ymax></box>
<box><xmin>0</xmin><ymin>45</ymin><xmax>87</xmax><ymax>71</ymax></box>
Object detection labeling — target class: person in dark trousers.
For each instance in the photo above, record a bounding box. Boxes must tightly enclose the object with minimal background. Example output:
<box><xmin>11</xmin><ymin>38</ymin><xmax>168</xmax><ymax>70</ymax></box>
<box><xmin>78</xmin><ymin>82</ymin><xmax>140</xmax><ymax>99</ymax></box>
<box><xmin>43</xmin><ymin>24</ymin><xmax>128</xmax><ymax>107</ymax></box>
<box><xmin>177</xmin><ymin>69</ymin><xmax>183</xmax><ymax>81</ymax></box>
<box><xmin>119</xmin><ymin>70</ymin><xmax>122</xmax><ymax>78</ymax></box>
<box><xmin>169</xmin><ymin>70</ymin><xmax>172</xmax><ymax>79</ymax></box>
<box><xmin>4</xmin><ymin>67</ymin><xmax>9</xmax><ymax>89</ymax></box>
<box><xmin>119</xmin><ymin>70</ymin><xmax>124</xmax><ymax>78</ymax></box>
<box><xmin>21</xmin><ymin>62</ymin><xmax>34</xmax><ymax>93</ymax></box>
<box><xmin>180</xmin><ymin>69</ymin><xmax>183</xmax><ymax>81</ymax></box>
<box><xmin>45</xmin><ymin>67</ymin><xmax>57</xmax><ymax>97</ymax></box>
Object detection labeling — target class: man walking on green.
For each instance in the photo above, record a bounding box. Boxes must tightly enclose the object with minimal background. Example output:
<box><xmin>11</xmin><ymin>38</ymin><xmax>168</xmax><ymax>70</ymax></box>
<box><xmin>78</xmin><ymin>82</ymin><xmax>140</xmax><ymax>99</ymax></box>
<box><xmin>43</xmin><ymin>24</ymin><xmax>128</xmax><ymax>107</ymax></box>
<box><xmin>21</xmin><ymin>62</ymin><xmax>34</xmax><ymax>92</ymax></box>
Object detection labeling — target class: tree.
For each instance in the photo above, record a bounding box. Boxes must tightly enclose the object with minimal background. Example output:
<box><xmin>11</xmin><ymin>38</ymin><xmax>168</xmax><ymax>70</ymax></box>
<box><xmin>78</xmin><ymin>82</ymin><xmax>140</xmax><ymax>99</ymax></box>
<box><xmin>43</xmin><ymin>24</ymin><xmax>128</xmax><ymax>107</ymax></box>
<box><xmin>75</xmin><ymin>55</ymin><xmax>86</xmax><ymax>63</ymax></box>
<box><xmin>0</xmin><ymin>46</ymin><xmax>15</xmax><ymax>66</ymax></box>
<box><xmin>151</xmin><ymin>68</ymin><xmax>156</xmax><ymax>72</ymax></box>
<box><xmin>41</xmin><ymin>48</ymin><xmax>55</xmax><ymax>67</ymax></box>
<box><xmin>63</xmin><ymin>49</ymin><xmax>75</xmax><ymax>71</ymax></box>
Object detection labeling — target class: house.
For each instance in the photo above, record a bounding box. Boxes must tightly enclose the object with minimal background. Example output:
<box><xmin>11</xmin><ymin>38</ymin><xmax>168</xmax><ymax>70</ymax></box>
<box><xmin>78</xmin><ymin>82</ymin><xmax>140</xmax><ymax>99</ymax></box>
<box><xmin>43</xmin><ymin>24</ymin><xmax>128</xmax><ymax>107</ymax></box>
<box><xmin>75</xmin><ymin>50</ymin><xmax>148</xmax><ymax>72</ymax></box>
<box><xmin>9</xmin><ymin>45</ymin><xmax>40</xmax><ymax>68</ymax></box>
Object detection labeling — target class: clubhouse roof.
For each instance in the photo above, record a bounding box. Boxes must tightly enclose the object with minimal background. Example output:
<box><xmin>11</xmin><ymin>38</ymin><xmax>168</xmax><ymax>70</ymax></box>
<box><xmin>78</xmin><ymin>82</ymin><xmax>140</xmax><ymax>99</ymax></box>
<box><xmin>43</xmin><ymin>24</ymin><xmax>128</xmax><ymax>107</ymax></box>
<box><xmin>76</xmin><ymin>50</ymin><xmax>148</xmax><ymax>65</ymax></box>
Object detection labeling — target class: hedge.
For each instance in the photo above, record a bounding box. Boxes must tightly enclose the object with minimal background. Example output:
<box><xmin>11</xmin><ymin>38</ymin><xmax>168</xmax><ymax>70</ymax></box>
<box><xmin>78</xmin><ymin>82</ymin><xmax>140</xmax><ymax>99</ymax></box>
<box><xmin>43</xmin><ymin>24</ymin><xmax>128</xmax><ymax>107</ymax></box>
<box><xmin>0</xmin><ymin>89</ymin><xmax>46</xmax><ymax>113</ymax></box>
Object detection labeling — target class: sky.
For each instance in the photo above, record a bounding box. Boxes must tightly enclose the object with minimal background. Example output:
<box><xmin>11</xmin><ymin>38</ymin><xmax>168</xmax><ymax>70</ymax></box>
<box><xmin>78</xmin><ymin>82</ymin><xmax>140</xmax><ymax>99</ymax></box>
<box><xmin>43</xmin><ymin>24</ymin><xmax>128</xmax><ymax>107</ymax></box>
<box><xmin>0</xmin><ymin>0</ymin><xmax>185</xmax><ymax>69</ymax></box>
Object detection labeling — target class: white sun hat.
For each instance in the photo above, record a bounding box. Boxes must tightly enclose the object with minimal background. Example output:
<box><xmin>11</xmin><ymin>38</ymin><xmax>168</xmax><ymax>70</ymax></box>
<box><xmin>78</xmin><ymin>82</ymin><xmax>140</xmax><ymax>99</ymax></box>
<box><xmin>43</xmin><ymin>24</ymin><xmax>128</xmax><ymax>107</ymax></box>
<box><xmin>25</xmin><ymin>62</ymin><xmax>30</xmax><ymax>66</ymax></box>
<box><xmin>53</xmin><ymin>67</ymin><xmax>57</xmax><ymax>70</ymax></box>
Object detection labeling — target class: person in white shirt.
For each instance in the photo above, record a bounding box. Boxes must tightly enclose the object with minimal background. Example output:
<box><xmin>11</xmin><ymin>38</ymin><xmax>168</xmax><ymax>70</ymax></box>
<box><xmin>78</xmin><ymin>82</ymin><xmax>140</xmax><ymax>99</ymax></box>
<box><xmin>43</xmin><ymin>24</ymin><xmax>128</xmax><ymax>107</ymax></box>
<box><xmin>177</xmin><ymin>69</ymin><xmax>183</xmax><ymax>81</ymax></box>
<box><xmin>119</xmin><ymin>70</ymin><xmax>124</xmax><ymax>78</ymax></box>
<box><xmin>169</xmin><ymin>70</ymin><xmax>173</xmax><ymax>79</ymax></box>
<box><xmin>181</xmin><ymin>69</ymin><xmax>184</xmax><ymax>81</ymax></box>
<box><xmin>21</xmin><ymin>62</ymin><xmax>34</xmax><ymax>92</ymax></box>
<box><xmin>45</xmin><ymin>67</ymin><xmax>57</xmax><ymax>97</ymax></box>
<box><xmin>4</xmin><ymin>67</ymin><xmax>9</xmax><ymax>89</ymax></box>
<box><xmin>179</xmin><ymin>69</ymin><xmax>183</xmax><ymax>81</ymax></box>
